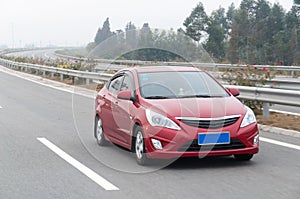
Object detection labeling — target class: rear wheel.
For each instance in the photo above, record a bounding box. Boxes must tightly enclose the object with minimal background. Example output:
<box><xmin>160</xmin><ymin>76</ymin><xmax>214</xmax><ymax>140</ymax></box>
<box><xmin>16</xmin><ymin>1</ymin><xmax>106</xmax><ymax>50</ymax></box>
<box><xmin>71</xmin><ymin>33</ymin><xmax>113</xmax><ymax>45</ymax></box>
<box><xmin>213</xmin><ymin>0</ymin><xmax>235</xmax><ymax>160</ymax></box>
<box><xmin>95</xmin><ymin>116</ymin><xmax>108</xmax><ymax>146</ymax></box>
<box><xmin>234</xmin><ymin>154</ymin><xmax>253</xmax><ymax>161</ymax></box>
<box><xmin>134</xmin><ymin>126</ymin><xmax>149</xmax><ymax>165</ymax></box>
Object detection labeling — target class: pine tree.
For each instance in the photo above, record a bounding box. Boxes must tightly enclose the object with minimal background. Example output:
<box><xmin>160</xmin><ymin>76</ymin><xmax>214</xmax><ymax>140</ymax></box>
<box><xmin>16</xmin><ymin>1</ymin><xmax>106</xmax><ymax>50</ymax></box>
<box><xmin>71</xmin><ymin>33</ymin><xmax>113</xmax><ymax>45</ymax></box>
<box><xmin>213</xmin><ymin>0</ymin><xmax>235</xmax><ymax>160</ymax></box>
<box><xmin>94</xmin><ymin>18</ymin><xmax>114</xmax><ymax>45</ymax></box>
<box><xmin>125</xmin><ymin>22</ymin><xmax>137</xmax><ymax>47</ymax></box>
<box><xmin>227</xmin><ymin>22</ymin><xmax>239</xmax><ymax>64</ymax></box>
<box><xmin>183</xmin><ymin>2</ymin><xmax>208</xmax><ymax>42</ymax></box>
<box><xmin>205</xmin><ymin>8</ymin><xmax>226</xmax><ymax>61</ymax></box>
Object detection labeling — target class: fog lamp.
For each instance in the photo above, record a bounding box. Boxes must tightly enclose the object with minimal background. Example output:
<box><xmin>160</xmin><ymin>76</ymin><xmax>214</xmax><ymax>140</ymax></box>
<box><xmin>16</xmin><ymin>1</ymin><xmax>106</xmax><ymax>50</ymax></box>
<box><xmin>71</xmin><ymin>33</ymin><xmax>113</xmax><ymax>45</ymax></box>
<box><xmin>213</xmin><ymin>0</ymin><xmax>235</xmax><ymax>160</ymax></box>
<box><xmin>253</xmin><ymin>135</ymin><xmax>259</xmax><ymax>145</ymax></box>
<box><xmin>151</xmin><ymin>139</ymin><xmax>163</xmax><ymax>150</ymax></box>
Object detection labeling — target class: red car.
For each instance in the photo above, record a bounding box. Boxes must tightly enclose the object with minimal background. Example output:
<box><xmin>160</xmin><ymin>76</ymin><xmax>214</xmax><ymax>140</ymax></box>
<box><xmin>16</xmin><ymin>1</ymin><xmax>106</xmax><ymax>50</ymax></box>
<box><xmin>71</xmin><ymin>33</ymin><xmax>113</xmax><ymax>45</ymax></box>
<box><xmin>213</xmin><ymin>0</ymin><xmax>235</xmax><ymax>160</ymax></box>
<box><xmin>94</xmin><ymin>66</ymin><xmax>259</xmax><ymax>165</ymax></box>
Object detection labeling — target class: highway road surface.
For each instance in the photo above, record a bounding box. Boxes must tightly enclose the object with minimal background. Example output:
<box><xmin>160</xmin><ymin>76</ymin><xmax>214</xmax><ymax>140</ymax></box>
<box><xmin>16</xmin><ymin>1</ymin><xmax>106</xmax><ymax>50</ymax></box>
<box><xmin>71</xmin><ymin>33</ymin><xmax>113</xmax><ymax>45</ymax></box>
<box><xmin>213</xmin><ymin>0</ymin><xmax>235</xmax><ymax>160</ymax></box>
<box><xmin>1</xmin><ymin>66</ymin><xmax>300</xmax><ymax>199</ymax></box>
<box><xmin>5</xmin><ymin>49</ymin><xmax>61</xmax><ymax>60</ymax></box>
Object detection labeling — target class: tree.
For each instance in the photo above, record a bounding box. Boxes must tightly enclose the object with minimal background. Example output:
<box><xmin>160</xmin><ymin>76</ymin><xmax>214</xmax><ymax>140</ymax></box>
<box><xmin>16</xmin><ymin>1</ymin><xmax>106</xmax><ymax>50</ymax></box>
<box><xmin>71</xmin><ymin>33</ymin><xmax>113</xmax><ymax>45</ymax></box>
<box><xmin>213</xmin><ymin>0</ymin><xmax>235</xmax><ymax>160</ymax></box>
<box><xmin>125</xmin><ymin>22</ymin><xmax>137</xmax><ymax>47</ymax></box>
<box><xmin>225</xmin><ymin>3</ymin><xmax>237</xmax><ymax>39</ymax></box>
<box><xmin>289</xmin><ymin>26</ymin><xmax>298</xmax><ymax>64</ymax></box>
<box><xmin>267</xmin><ymin>3</ymin><xmax>285</xmax><ymax>63</ymax></box>
<box><xmin>286</xmin><ymin>6</ymin><xmax>300</xmax><ymax>64</ymax></box>
<box><xmin>205</xmin><ymin>8</ymin><xmax>226</xmax><ymax>61</ymax></box>
<box><xmin>252</xmin><ymin>0</ymin><xmax>271</xmax><ymax>63</ymax></box>
<box><xmin>227</xmin><ymin>22</ymin><xmax>239</xmax><ymax>63</ymax></box>
<box><xmin>233</xmin><ymin>8</ymin><xmax>251</xmax><ymax>62</ymax></box>
<box><xmin>183</xmin><ymin>2</ymin><xmax>208</xmax><ymax>42</ymax></box>
<box><xmin>94</xmin><ymin>18</ymin><xmax>114</xmax><ymax>45</ymax></box>
<box><xmin>86</xmin><ymin>42</ymin><xmax>97</xmax><ymax>52</ymax></box>
<box><xmin>139</xmin><ymin>23</ymin><xmax>153</xmax><ymax>47</ymax></box>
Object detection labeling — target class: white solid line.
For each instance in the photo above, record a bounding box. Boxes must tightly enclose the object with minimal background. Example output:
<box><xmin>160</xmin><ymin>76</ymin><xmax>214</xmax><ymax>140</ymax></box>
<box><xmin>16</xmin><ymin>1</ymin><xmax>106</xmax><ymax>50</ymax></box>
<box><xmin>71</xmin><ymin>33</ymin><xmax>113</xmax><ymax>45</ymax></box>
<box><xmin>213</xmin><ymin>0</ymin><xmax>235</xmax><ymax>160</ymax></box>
<box><xmin>37</xmin><ymin>137</ymin><xmax>119</xmax><ymax>191</ymax></box>
<box><xmin>270</xmin><ymin>109</ymin><xmax>300</xmax><ymax>117</ymax></box>
<box><xmin>260</xmin><ymin>137</ymin><xmax>300</xmax><ymax>151</ymax></box>
<box><xmin>0</xmin><ymin>66</ymin><xmax>95</xmax><ymax>99</ymax></box>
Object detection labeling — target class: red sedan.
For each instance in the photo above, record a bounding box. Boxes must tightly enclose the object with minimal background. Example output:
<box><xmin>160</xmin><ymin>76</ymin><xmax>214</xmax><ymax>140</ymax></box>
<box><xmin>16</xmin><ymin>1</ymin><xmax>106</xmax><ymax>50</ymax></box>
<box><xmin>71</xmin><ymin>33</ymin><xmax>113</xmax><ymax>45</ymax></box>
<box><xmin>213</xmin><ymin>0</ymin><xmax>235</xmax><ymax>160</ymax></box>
<box><xmin>94</xmin><ymin>66</ymin><xmax>259</xmax><ymax>165</ymax></box>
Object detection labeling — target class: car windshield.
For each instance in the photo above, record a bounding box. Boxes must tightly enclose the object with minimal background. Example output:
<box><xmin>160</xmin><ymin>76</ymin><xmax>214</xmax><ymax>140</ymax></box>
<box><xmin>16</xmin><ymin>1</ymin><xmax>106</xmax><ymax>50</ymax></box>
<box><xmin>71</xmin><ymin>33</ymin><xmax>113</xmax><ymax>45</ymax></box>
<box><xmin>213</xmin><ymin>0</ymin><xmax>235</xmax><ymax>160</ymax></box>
<box><xmin>138</xmin><ymin>70</ymin><xmax>229</xmax><ymax>99</ymax></box>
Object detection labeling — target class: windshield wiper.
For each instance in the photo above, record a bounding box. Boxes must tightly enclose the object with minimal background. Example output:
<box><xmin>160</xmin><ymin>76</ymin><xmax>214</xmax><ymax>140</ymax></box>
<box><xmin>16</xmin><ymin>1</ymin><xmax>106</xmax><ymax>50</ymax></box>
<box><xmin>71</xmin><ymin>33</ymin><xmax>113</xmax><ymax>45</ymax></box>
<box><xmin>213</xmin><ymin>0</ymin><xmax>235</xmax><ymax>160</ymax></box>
<box><xmin>144</xmin><ymin>96</ymin><xmax>170</xmax><ymax>99</ymax></box>
<box><xmin>178</xmin><ymin>95</ymin><xmax>212</xmax><ymax>98</ymax></box>
<box><xmin>178</xmin><ymin>94</ymin><xmax>226</xmax><ymax>98</ymax></box>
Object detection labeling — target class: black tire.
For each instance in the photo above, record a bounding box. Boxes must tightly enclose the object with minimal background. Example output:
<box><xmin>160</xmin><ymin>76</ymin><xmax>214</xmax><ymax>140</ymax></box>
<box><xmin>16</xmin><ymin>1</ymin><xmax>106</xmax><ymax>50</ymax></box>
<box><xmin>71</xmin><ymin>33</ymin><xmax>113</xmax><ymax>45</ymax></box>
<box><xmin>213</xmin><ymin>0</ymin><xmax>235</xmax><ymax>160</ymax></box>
<box><xmin>133</xmin><ymin>126</ymin><xmax>149</xmax><ymax>165</ymax></box>
<box><xmin>94</xmin><ymin>116</ymin><xmax>108</xmax><ymax>146</ymax></box>
<box><xmin>234</xmin><ymin>154</ymin><xmax>253</xmax><ymax>161</ymax></box>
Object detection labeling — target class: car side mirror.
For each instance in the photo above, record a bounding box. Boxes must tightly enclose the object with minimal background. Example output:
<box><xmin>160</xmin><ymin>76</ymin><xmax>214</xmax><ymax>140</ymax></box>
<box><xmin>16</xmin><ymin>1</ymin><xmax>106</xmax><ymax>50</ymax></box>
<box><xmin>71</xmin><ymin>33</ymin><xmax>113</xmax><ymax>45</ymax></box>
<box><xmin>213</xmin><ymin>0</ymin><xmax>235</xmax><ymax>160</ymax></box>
<box><xmin>117</xmin><ymin>90</ymin><xmax>134</xmax><ymax>101</ymax></box>
<box><xmin>227</xmin><ymin>87</ymin><xmax>240</xmax><ymax>97</ymax></box>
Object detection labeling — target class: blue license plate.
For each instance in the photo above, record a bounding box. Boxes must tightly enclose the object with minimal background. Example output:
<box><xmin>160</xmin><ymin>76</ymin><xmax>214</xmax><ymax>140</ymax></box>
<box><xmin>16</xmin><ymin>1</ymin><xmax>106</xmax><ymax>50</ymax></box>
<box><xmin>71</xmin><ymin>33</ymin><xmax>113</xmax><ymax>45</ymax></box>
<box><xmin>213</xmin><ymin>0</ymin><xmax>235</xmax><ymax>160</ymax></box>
<box><xmin>198</xmin><ymin>132</ymin><xmax>230</xmax><ymax>145</ymax></box>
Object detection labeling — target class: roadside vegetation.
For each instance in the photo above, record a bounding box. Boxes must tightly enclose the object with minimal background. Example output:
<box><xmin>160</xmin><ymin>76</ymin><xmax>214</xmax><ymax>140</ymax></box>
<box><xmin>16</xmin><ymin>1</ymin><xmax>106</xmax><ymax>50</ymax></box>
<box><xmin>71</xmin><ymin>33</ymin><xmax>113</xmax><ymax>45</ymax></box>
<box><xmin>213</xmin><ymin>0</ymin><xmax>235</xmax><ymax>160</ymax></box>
<box><xmin>82</xmin><ymin>0</ymin><xmax>300</xmax><ymax>66</ymax></box>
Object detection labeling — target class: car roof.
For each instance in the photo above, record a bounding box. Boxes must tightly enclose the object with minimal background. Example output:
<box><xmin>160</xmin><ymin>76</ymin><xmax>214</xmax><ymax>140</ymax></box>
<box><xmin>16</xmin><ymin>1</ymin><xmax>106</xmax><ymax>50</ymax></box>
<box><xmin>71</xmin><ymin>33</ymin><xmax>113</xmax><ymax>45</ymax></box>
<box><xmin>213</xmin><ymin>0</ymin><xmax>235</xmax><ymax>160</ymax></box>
<box><xmin>121</xmin><ymin>66</ymin><xmax>202</xmax><ymax>73</ymax></box>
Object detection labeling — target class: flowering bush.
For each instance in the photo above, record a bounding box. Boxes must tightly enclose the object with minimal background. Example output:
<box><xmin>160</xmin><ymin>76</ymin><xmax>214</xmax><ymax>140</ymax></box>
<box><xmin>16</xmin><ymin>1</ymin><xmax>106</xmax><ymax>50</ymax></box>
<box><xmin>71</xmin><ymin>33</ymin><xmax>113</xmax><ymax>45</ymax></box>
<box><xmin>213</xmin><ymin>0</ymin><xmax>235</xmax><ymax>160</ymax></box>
<box><xmin>221</xmin><ymin>64</ymin><xmax>276</xmax><ymax>112</ymax></box>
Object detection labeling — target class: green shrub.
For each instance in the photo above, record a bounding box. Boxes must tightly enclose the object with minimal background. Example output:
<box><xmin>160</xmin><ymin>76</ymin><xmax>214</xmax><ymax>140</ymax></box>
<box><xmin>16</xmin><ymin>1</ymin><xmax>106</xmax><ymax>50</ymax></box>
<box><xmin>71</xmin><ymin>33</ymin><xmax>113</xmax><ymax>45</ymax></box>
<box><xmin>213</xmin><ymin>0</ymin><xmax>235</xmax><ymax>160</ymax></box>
<box><xmin>221</xmin><ymin>64</ymin><xmax>275</xmax><ymax>112</ymax></box>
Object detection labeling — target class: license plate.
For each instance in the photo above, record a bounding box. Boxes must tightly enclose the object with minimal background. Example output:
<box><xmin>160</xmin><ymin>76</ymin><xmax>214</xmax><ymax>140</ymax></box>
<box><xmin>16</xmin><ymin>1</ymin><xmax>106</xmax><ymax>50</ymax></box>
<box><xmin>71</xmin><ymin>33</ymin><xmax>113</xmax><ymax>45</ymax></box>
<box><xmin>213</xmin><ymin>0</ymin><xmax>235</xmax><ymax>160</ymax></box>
<box><xmin>198</xmin><ymin>132</ymin><xmax>230</xmax><ymax>145</ymax></box>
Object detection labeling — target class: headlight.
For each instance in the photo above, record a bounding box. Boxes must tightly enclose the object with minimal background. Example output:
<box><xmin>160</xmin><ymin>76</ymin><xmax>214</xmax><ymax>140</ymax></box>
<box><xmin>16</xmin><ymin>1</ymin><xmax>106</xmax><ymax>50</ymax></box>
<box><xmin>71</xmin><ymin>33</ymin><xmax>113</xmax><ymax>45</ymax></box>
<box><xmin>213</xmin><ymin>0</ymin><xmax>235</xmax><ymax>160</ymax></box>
<box><xmin>240</xmin><ymin>106</ymin><xmax>257</xmax><ymax>127</ymax></box>
<box><xmin>146</xmin><ymin>109</ymin><xmax>181</xmax><ymax>130</ymax></box>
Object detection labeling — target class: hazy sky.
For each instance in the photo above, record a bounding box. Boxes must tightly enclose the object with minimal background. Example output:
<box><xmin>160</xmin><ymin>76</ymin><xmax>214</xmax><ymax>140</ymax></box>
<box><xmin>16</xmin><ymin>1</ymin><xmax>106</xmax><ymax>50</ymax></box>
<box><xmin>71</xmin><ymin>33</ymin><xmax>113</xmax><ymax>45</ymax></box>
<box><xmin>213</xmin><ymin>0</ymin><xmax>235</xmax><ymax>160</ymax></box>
<box><xmin>0</xmin><ymin>0</ymin><xmax>294</xmax><ymax>47</ymax></box>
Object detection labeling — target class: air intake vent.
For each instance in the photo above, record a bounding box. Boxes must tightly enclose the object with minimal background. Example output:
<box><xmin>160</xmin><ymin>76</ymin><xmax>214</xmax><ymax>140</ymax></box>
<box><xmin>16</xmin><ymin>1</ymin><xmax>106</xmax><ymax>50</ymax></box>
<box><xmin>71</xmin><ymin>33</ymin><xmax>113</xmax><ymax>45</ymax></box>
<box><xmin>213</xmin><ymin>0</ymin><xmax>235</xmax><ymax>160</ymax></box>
<box><xmin>176</xmin><ymin>115</ymin><xmax>240</xmax><ymax>129</ymax></box>
<box><xmin>178</xmin><ymin>138</ymin><xmax>245</xmax><ymax>152</ymax></box>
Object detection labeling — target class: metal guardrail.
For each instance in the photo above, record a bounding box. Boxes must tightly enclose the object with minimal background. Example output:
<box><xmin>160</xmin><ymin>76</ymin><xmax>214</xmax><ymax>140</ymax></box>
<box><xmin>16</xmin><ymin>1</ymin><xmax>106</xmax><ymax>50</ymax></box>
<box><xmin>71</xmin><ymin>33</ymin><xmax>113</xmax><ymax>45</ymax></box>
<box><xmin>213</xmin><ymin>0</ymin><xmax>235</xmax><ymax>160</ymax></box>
<box><xmin>56</xmin><ymin>53</ymin><xmax>300</xmax><ymax>90</ymax></box>
<box><xmin>1</xmin><ymin>57</ymin><xmax>300</xmax><ymax>119</ymax></box>
<box><xmin>55</xmin><ymin>52</ymin><xmax>300</xmax><ymax>72</ymax></box>
<box><xmin>230</xmin><ymin>85</ymin><xmax>300</xmax><ymax>118</ymax></box>
<box><xmin>0</xmin><ymin>58</ymin><xmax>112</xmax><ymax>83</ymax></box>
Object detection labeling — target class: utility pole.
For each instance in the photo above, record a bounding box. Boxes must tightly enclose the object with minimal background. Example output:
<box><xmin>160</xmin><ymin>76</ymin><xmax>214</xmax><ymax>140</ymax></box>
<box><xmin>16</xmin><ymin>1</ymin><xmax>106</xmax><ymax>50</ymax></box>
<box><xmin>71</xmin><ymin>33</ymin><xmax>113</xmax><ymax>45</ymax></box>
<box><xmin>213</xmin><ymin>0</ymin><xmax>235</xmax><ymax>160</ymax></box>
<box><xmin>11</xmin><ymin>22</ymin><xmax>15</xmax><ymax>49</ymax></box>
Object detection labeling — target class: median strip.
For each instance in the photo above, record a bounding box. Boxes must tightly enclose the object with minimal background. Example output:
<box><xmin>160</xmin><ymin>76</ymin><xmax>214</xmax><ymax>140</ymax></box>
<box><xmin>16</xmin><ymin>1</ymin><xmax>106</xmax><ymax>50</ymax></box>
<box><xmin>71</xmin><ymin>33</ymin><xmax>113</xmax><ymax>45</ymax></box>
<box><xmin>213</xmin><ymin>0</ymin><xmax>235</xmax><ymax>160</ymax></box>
<box><xmin>37</xmin><ymin>137</ymin><xmax>119</xmax><ymax>191</ymax></box>
<box><xmin>260</xmin><ymin>137</ymin><xmax>300</xmax><ymax>151</ymax></box>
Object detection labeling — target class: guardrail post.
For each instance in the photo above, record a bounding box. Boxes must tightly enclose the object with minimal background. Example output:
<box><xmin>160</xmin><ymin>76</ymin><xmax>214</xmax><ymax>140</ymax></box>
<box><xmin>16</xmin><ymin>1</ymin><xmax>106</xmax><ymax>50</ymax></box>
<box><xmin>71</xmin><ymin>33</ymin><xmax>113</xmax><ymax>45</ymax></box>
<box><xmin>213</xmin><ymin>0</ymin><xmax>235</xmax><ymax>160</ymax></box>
<box><xmin>86</xmin><ymin>78</ymin><xmax>90</xmax><ymax>85</ymax></box>
<box><xmin>85</xmin><ymin>70</ymin><xmax>90</xmax><ymax>85</ymax></box>
<box><xmin>263</xmin><ymin>102</ymin><xmax>270</xmax><ymax>119</ymax></box>
<box><xmin>60</xmin><ymin>74</ymin><xmax>63</xmax><ymax>81</ymax></box>
<box><xmin>51</xmin><ymin>72</ymin><xmax>54</xmax><ymax>78</ymax></box>
<box><xmin>43</xmin><ymin>71</ymin><xmax>46</xmax><ymax>76</ymax></box>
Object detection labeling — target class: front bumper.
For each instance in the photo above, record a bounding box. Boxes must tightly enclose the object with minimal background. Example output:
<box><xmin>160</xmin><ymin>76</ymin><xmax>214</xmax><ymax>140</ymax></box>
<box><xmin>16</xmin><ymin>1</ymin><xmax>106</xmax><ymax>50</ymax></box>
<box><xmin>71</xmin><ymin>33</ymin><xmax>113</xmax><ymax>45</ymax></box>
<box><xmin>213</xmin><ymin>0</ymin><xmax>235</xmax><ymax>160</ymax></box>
<box><xmin>143</xmin><ymin>123</ymin><xmax>259</xmax><ymax>159</ymax></box>
<box><xmin>146</xmin><ymin>146</ymin><xmax>259</xmax><ymax>159</ymax></box>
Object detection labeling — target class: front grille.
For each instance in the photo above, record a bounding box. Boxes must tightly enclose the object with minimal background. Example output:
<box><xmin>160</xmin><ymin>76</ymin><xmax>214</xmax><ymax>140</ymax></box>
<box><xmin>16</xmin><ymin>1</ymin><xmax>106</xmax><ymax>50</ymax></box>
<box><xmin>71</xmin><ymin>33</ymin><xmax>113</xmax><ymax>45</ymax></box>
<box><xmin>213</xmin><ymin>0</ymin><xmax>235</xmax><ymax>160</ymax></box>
<box><xmin>177</xmin><ymin>115</ymin><xmax>240</xmax><ymax>129</ymax></box>
<box><xmin>178</xmin><ymin>138</ymin><xmax>245</xmax><ymax>152</ymax></box>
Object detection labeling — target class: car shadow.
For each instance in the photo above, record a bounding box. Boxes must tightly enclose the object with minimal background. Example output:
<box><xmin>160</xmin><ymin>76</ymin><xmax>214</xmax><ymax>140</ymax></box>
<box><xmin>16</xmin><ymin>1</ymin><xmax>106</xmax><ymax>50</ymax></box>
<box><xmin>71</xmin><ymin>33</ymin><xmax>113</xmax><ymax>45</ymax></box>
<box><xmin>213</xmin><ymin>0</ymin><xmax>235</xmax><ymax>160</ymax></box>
<box><xmin>161</xmin><ymin>156</ymin><xmax>257</xmax><ymax>170</ymax></box>
<box><xmin>96</xmin><ymin>142</ymin><xmax>257</xmax><ymax>170</ymax></box>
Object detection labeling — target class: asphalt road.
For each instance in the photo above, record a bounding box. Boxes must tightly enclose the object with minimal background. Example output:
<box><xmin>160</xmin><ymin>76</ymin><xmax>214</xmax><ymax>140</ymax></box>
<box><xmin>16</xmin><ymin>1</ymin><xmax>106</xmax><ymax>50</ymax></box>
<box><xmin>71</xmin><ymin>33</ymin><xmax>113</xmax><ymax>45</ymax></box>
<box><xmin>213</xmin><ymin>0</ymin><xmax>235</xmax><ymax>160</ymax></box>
<box><xmin>6</xmin><ymin>49</ymin><xmax>62</xmax><ymax>60</ymax></box>
<box><xmin>1</xmin><ymin>66</ymin><xmax>300</xmax><ymax>199</ymax></box>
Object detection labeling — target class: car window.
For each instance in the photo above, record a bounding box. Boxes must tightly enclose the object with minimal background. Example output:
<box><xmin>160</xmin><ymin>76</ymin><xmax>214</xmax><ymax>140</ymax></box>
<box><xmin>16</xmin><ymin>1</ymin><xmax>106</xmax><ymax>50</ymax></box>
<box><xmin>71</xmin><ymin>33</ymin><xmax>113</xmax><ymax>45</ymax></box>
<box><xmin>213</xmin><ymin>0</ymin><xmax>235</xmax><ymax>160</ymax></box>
<box><xmin>120</xmin><ymin>72</ymin><xmax>134</xmax><ymax>92</ymax></box>
<box><xmin>108</xmin><ymin>75</ymin><xmax>124</xmax><ymax>95</ymax></box>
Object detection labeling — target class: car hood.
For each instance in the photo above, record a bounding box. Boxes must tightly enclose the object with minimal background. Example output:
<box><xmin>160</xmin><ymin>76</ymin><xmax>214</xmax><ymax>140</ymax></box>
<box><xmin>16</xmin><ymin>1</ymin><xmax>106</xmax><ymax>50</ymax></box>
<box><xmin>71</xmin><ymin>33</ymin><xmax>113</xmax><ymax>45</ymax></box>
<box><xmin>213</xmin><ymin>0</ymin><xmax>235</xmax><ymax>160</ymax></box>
<box><xmin>142</xmin><ymin>96</ymin><xmax>245</xmax><ymax>119</ymax></box>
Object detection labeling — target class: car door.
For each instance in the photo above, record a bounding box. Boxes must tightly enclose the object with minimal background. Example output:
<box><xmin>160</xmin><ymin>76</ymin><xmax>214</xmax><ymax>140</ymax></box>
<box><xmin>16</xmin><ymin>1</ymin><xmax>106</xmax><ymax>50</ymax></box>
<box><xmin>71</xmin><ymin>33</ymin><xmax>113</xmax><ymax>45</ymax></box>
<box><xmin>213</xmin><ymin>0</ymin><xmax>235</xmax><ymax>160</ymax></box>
<box><xmin>101</xmin><ymin>74</ymin><xmax>124</xmax><ymax>141</ymax></box>
<box><xmin>113</xmin><ymin>72</ymin><xmax>135</xmax><ymax>145</ymax></box>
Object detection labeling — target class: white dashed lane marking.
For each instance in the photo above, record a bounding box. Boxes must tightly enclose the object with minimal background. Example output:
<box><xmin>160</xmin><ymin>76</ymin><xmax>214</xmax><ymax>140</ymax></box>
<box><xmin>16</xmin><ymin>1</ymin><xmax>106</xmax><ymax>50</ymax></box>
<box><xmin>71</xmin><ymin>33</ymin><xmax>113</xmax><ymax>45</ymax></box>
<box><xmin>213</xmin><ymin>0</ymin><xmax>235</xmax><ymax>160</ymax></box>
<box><xmin>37</xmin><ymin>137</ymin><xmax>119</xmax><ymax>191</ymax></box>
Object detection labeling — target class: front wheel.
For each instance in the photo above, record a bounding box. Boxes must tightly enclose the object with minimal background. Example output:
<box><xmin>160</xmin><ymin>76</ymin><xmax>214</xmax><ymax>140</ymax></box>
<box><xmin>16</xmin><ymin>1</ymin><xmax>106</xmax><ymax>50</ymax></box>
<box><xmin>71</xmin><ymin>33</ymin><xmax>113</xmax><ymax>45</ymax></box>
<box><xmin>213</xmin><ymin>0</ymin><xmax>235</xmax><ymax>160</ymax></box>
<box><xmin>134</xmin><ymin>126</ymin><xmax>149</xmax><ymax>165</ymax></box>
<box><xmin>94</xmin><ymin>116</ymin><xmax>108</xmax><ymax>146</ymax></box>
<box><xmin>234</xmin><ymin>154</ymin><xmax>253</xmax><ymax>161</ymax></box>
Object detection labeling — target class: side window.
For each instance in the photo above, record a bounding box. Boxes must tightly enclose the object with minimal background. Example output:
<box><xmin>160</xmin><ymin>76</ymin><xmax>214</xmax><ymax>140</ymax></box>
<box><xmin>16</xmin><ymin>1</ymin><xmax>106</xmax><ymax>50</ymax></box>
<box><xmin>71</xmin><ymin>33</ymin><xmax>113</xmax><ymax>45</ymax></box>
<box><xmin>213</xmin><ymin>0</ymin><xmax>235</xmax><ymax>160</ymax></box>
<box><xmin>120</xmin><ymin>72</ymin><xmax>134</xmax><ymax>92</ymax></box>
<box><xmin>108</xmin><ymin>75</ymin><xmax>124</xmax><ymax>95</ymax></box>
